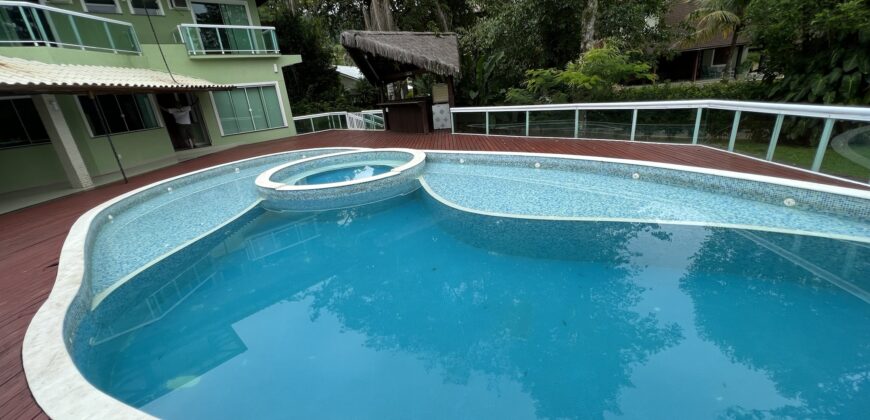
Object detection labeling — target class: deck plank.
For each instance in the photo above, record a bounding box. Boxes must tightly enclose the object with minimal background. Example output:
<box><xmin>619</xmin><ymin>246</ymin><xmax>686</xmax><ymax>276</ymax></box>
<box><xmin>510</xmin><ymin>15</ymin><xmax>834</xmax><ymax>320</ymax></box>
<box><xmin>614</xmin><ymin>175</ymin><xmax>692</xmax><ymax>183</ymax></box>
<box><xmin>0</xmin><ymin>130</ymin><xmax>866</xmax><ymax>417</ymax></box>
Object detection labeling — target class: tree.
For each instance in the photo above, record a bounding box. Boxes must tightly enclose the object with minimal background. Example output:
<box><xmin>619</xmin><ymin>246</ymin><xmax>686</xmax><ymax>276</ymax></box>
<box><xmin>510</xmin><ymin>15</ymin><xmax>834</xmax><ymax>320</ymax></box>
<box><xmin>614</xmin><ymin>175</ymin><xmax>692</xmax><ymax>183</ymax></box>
<box><xmin>685</xmin><ymin>0</ymin><xmax>751</xmax><ymax>80</ymax></box>
<box><xmin>506</xmin><ymin>44</ymin><xmax>657</xmax><ymax>104</ymax></box>
<box><xmin>747</xmin><ymin>0</ymin><xmax>870</xmax><ymax>104</ymax></box>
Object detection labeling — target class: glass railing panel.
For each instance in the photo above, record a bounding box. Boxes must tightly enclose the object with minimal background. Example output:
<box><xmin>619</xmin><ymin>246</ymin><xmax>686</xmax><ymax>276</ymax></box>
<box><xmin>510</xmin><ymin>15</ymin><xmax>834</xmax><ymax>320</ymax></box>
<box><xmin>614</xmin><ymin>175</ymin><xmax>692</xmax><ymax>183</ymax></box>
<box><xmin>71</xmin><ymin>15</ymin><xmax>115</xmax><ymax>52</ymax></box>
<box><xmin>528</xmin><ymin>110</ymin><xmax>574</xmax><ymax>138</ymax></box>
<box><xmin>0</xmin><ymin>2</ymin><xmax>138</xmax><ymax>53</ymax></box>
<box><xmin>819</xmin><ymin>121</ymin><xmax>870</xmax><ymax>183</ymax></box>
<box><xmin>732</xmin><ymin>111</ymin><xmax>777</xmax><ymax>159</ymax></box>
<box><xmin>180</xmin><ymin>24</ymin><xmax>277</xmax><ymax>55</ymax></box>
<box><xmin>635</xmin><ymin>108</ymin><xmax>695</xmax><ymax>143</ymax></box>
<box><xmin>698</xmin><ymin>109</ymin><xmax>736</xmax><ymax>149</ymax></box>
<box><xmin>489</xmin><ymin>111</ymin><xmax>525</xmax><ymax>136</ymax></box>
<box><xmin>294</xmin><ymin>118</ymin><xmax>314</xmax><ymax>134</ymax></box>
<box><xmin>453</xmin><ymin>112</ymin><xmax>486</xmax><ymax>134</ymax></box>
<box><xmin>771</xmin><ymin>116</ymin><xmax>825</xmax><ymax>170</ymax></box>
<box><xmin>579</xmin><ymin>110</ymin><xmax>632</xmax><ymax>140</ymax></box>
<box><xmin>312</xmin><ymin>116</ymin><xmax>331</xmax><ymax>131</ymax></box>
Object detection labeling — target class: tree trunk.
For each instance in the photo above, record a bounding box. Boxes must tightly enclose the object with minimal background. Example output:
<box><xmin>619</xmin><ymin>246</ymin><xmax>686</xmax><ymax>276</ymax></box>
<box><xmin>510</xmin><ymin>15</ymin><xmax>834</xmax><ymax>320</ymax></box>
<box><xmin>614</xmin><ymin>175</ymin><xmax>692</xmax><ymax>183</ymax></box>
<box><xmin>723</xmin><ymin>25</ymin><xmax>741</xmax><ymax>80</ymax></box>
<box><xmin>365</xmin><ymin>0</ymin><xmax>396</xmax><ymax>31</ymax></box>
<box><xmin>433</xmin><ymin>0</ymin><xmax>449</xmax><ymax>32</ymax></box>
<box><xmin>580</xmin><ymin>0</ymin><xmax>598</xmax><ymax>52</ymax></box>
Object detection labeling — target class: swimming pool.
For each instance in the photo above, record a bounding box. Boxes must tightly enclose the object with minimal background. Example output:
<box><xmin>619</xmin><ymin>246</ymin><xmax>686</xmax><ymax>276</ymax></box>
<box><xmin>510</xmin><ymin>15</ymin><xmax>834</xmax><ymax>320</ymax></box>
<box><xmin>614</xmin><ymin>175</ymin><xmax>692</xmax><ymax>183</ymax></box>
<box><xmin>24</xmin><ymin>148</ymin><xmax>870</xmax><ymax>419</ymax></box>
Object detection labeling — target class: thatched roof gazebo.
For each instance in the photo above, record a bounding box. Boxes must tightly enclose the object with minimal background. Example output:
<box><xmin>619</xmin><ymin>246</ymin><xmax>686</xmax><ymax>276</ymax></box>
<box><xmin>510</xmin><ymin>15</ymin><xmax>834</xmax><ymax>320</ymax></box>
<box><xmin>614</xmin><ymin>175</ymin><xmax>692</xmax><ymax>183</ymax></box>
<box><xmin>340</xmin><ymin>31</ymin><xmax>460</xmax><ymax>105</ymax></box>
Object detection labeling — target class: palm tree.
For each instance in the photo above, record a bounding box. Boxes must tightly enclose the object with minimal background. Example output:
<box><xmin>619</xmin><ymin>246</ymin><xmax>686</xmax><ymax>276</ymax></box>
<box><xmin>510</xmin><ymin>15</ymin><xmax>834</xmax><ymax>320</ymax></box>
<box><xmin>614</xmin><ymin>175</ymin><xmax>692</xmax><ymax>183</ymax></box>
<box><xmin>685</xmin><ymin>0</ymin><xmax>751</xmax><ymax>80</ymax></box>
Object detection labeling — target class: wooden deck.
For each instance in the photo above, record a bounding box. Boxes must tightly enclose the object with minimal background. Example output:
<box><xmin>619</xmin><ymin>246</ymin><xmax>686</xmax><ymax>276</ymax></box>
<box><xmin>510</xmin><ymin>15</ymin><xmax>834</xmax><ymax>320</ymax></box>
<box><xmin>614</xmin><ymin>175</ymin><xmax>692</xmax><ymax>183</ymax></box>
<box><xmin>1</xmin><ymin>130</ymin><xmax>866</xmax><ymax>418</ymax></box>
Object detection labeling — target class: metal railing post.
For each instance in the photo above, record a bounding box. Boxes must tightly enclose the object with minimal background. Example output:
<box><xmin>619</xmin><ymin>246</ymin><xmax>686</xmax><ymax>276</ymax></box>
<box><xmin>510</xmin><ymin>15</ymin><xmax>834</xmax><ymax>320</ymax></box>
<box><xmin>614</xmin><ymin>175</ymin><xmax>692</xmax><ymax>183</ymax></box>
<box><xmin>310</xmin><ymin>118</ymin><xmax>315</xmax><ymax>133</ymax></box>
<box><xmin>574</xmin><ymin>109</ymin><xmax>579</xmax><ymax>138</ymax></box>
<box><xmin>270</xmin><ymin>29</ymin><xmax>278</xmax><ymax>53</ymax></box>
<box><xmin>525</xmin><ymin>111</ymin><xmax>530</xmax><ymax>136</ymax></box>
<box><xmin>18</xmin><ymin>6</ymin><xmax>39</xmax><ymax>45</ymax></box>
<box><xmin>765</xmin><ymin>114</ymin><xmax>785</xmax><ymax>161</ymax></box>
<box><xmin>692</xmin><ymin>108</ymin><xmax>703</xmax><ymax>144</ymax></box>
<box><xmin>68</xmin><ymin>14</ymin><xmax>84</xmax><ymax>50</ymax></box>
<box><xmin>630</xmin><ymin>109</ymin><xmax>638</xmax><ymax>141</ymax></box>
<box><xmin>103</xmin><ymin>21</ymin><xmax>117</xmax><ymax>53</ymax></box>
<box><xmin>450</xmin><ymin>111</ymin><xmax>455</xmax><ymax>134</ymax></box>
<box><xmin>485</xmin><ymin>111</ymin><xmax>489</xmax><ymax>135</ymax></box>
<box><xmin>811</xmin><ymin>118</ymin><xmax>836</xmax><ymax>171</ymax></box>
<box><xmin>216</xmin><ymin>28</ymin><xmax>225</xmax><ymax>54</ymax></box>
<box><xmin>728</xmin><ymin>110</ymin><xmax>741</xmax><ymax>151</ymax></box>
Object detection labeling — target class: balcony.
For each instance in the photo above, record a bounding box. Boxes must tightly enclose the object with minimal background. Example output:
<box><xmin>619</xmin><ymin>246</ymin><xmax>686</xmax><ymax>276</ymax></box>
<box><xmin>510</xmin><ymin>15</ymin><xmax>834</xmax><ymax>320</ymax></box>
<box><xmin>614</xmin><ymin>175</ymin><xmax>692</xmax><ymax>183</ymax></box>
<box><xmin>0</xmin><ymin>1</ymin><xmax>140</xmax><ymax>54</ymax></box>
<box><xmin>178</xmin><ymin>24</ymin><xmax>279</xmax><ymax>56</ymax></box>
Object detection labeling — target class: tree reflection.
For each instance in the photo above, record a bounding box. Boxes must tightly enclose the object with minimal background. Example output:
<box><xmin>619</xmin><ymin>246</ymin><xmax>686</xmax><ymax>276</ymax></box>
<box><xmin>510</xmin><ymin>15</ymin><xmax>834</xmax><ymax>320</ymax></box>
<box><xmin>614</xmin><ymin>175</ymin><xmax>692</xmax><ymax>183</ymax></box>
<box><xmin>681</xmin><ymin>229</ymin><xmax>870</xmax><ymax>418</ymax></box>
<box><xmin>81</xmin><ymin>192</ymin><xmax>682</xmax><ymax>418</ymax></box>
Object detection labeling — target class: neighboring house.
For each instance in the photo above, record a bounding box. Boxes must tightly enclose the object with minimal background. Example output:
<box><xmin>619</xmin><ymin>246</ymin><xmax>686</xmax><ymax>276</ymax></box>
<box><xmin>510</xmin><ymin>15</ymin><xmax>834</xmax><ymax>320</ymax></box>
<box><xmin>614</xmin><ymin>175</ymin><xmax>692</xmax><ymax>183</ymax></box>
<box><xmin>335</xmin><ymin>65</ymin><xmax>364</xmax><ymax>92</ymax></box>
<box><xmin>655</xmin><ymin>2</ymin><xmax>751</xmax><ymax>82</ymax></box>
<box><xmin>0</xmin><ymin>0</ymin><xmax>300</xmax><ymax>210</ymax></box>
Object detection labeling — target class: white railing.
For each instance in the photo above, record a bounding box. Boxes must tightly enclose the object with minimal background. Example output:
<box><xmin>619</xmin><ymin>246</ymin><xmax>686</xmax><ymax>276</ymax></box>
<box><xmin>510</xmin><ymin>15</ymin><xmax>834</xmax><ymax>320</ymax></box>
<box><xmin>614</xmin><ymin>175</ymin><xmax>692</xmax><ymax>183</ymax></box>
<box><xmin>451</xmin><ymin>100</ymin><xmax>870</xmax><ymax>184</ymax></box>
<box><xmin>0</xmin><ymin>0</ymin><xmax>140</xmax><ymax>54</ymax></box>
<box><xmin>178</xmin><ymin>23</ymin><xmax>279</xmax><ymax>55</ymax></box>
<box><xmin>293</xmin><ymin>110</ymin><xmax>384</xmax><ymax>134</ymax></box>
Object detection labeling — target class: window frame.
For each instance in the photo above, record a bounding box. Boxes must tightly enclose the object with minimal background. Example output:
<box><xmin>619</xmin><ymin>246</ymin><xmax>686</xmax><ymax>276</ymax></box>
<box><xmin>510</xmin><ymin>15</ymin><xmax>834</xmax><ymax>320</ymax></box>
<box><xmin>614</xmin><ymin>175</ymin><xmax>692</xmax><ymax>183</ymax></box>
<box><xmin>189</xmin><ymin>0</ymin><xmax>253</xmax><ymax>26</ymax></box>
<box><xmin>0</xmin><ymin>96</ymin><xmax>52</xmax><ymax>150</ymax></box>
<box><xmin>75</xmin><ymin>93</ymin><xmax>164</xmax><ymax>138</ymax></box>
<box><xmin>128</xmin><ymin>0</ymin><xmax>166</xmax><ymax>16</ymax></box>
<box><xmin>169</xmin><ymin>0</ymin><xmax>189</xmax><ymax>10</ymax></box>
<box><xmin>208</xmin><ymin>82</ymin><xmax>288</xmax><ymax>137</ymax></box>
<box><xmin>80</xmin><ymin>0</ymin><xmax>122</xmax><ymax>14</ymax></box>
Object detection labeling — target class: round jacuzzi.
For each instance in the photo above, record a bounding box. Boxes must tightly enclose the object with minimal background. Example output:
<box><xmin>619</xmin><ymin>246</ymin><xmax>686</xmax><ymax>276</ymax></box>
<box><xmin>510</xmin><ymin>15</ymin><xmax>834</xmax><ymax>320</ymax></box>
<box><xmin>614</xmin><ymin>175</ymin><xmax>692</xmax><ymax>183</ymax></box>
<box><xmin>255</xmin><ymin>148</ymin><xmax>426</xmax><ymax>211</ymax></box>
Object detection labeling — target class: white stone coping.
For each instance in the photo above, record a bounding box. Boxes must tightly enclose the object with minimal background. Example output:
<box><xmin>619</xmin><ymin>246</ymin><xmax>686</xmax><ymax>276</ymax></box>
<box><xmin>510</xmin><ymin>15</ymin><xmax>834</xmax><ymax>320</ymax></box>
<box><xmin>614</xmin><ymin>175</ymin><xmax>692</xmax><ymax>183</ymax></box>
<box><xmin>22</xmin><ymin>147</ymin><xmax>869</xmax><ymax>419</ymax></box>
<box><xmin>254</xmin><ymin>148</ymin><xmax>426</xmax><ymax>192</ymax></box>
<box><xmin>21</xmin><ymin>147</ymin><xmax>362</xmax><ymax>420</ymax></box>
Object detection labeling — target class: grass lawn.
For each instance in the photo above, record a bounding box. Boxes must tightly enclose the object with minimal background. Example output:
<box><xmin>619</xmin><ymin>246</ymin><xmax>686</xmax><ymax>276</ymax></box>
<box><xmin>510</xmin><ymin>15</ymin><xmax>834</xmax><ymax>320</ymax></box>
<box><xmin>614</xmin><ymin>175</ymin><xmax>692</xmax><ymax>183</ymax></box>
<box><xmin>701</xmin><ymin>141</ymin><xmax>869</xmax><ymax>182</ymax></box>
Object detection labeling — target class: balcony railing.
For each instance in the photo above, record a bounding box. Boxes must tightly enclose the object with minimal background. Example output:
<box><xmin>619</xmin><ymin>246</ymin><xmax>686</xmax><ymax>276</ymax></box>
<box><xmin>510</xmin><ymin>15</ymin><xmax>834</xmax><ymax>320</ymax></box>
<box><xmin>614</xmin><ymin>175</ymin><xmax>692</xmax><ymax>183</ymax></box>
<box><xmin>0</xmin><ymin>1</ymin><xmax>140</xmax><ymax>54</ymax></box>
<box><xmin>294</xmin><ymin>110</ymin><xmax>385</xmax><ymax>134</ymax></box>
<box><xmin>451</xmin><ymin>100</ymin><xmax>870</xmax><ymax>185</ymax></box>
<box><xmin>178</xmin><ymin>24</ymin><xmax>279</xmax><ymax>56</ymax></box>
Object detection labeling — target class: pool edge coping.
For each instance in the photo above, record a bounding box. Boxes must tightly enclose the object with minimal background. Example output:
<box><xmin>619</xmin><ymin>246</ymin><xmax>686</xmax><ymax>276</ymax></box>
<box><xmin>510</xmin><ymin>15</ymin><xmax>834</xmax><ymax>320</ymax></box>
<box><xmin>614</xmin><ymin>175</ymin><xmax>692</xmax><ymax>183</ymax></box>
<box><xmin>22</xmin><ymin>146</ymin><xmax>870</xmax><ymax>420</ymax></box>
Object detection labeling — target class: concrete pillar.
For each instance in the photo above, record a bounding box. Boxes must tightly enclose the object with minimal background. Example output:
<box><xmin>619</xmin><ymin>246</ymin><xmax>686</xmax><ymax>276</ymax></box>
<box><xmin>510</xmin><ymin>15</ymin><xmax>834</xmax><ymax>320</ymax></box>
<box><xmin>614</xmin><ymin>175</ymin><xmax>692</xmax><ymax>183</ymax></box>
<box><xmin>32</xmin><ymin>94</ymin><xmax>93</xmax><ymax>189</ymax></box>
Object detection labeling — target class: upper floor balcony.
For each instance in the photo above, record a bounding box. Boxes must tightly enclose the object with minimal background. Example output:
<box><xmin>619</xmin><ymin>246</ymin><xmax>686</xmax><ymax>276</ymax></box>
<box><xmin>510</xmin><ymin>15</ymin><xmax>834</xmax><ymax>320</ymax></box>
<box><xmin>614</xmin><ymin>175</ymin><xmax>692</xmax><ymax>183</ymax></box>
<box><xmin>0</xmin><ymin>1</ymin><xmax>140</xmax><ymax>54</ymax></box>
<box><xmin>178</xmin><ymin>23</ymin><xmax>278</xmax><ymax>56</ymax></box>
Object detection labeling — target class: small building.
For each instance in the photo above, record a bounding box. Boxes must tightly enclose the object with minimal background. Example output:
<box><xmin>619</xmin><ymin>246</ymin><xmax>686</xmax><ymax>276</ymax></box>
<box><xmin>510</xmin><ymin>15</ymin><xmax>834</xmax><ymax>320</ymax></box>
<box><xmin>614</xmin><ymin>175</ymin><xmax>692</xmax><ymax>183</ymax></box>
<box><xmin>655</xmin><ymin>3</ymin><xmax>751</xmax><ymax>82</ymax></box>
<box><xmin>0</xmin><ymin>0</ymin><xmax>301</xmax><ymax>212</ymax></box>
<box><xmin>335</xmin><ymin>65</ymin><xmax>365</xmax><ymax>92</ymax></box>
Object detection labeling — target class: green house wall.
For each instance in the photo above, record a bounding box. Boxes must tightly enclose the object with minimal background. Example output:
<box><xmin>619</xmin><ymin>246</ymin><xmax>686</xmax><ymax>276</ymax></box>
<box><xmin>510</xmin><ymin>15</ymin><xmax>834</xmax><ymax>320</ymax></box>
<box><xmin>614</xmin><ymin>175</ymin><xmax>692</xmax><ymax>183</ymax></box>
<box><xmin>0</xmin><ymin>1</ymin><xmax>301</xmax><ymax>194</ymax></box>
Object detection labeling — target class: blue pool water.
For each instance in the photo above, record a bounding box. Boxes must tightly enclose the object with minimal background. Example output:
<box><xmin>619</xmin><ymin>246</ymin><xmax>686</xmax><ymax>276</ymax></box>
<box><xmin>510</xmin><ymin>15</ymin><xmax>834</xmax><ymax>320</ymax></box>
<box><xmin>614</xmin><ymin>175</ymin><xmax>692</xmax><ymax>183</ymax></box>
<box><xmin>297</xmin><ymin>164</ymin><xmax>393</xmax><ymax>185</ymax></box>
<box><xmin>78</xmin><ymin>192</ymin><xmax>870</xmax><ymax>419</ymax></box>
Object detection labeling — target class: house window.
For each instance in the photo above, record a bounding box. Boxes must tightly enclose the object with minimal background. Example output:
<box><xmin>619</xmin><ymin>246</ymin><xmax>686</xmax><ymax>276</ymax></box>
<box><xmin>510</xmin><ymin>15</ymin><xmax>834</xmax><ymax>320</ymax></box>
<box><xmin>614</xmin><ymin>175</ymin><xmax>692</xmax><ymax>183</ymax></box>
<box><xmin>81</xmin><ymin>0</ymin><xmax>120</xmax><ymax>14</ymax></box>
<box><xmin>78</xmin><ymin>94</ymin><xmax>160</xmax><ymax>136</ymax></box>
<box><xmin>129</xmin><ymin>0</ymin><xmax>164</xmax><ymax>15</ymax></box>
<box><xmin>0</xmin><ymin>97</ymin><xmax>51</xmax><ymax>150</ymax></box>
<box><xmin>712</xmin><ymin>47</ymin><xmax>732</xmax><ymax>66</ymax></box>
<box><xmin>211</xmin><ymin>85</ymin><xmax>286</xmax><ymax>135</ymax></box>
<box><xmin>169</xmin><ymin>0</ymin><xmax>189</xmax><ymax>9</ymax></box>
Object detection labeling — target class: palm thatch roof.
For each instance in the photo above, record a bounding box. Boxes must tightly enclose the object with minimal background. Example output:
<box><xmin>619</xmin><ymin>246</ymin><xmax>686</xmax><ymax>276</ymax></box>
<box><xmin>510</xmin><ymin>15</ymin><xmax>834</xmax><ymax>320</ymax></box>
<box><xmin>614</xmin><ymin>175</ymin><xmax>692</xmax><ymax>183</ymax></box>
<box><xmin>340</xmin><ymin>31</ymin><xmax>460</xmax><ymax>84</ymax></box>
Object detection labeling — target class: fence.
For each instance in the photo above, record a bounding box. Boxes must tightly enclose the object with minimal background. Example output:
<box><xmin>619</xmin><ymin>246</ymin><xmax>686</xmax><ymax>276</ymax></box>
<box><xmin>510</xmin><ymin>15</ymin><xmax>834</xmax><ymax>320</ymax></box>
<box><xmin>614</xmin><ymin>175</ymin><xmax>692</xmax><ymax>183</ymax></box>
<box><xmin>293</xmin><ymin>110</ymin><xmax>385</xmax><ymax>134</ymax></box>
<box><xmin>451</xmin><ymin>100</ymin><xmax>870</xmax><ymax>184</ymax></box>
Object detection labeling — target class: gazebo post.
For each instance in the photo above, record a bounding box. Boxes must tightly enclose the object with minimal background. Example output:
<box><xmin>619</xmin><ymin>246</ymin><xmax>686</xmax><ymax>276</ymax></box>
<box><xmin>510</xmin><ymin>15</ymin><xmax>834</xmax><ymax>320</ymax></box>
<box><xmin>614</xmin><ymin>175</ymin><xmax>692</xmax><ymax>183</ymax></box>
<box><xmin>446</xmin><ymin>76</ymin><xmax>455</xmax><ymax>107</ymax></box>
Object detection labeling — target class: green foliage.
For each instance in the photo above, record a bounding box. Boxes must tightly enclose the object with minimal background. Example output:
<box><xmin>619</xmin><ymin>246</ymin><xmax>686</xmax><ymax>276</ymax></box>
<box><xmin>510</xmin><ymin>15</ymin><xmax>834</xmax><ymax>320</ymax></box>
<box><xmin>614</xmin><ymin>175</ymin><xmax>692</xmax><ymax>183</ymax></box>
<box><xmin>505</xmin><ymin>45</ymin><xmax>657</xmax><ymax>104</ymax></box>
<box><xmin>458</xmin><ymin>51</ymin><xmax>505</xmax><ymax>105</ymax></box>
<box><xmin>603</xmin><ymin>80</ymin><xmax>767</xmax><ymax>102</ymax></box>
<box><xmin>262</xmin><ymin>4</ymin><xmax>378</xmax><ymax>115</ymax></box>
<box><xmin>747</xmin><ymin>0</ymin><xmax>870</xmax><ymax>104</ymax></box>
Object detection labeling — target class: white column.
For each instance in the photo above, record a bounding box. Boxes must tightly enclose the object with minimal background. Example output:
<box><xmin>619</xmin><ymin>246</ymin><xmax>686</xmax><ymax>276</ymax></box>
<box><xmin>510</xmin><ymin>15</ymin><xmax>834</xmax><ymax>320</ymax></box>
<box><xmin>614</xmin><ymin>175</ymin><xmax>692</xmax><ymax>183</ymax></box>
<box><xmin>33</xmin><ymin>94</ymin><xmax>94</xmax><ymax>189</ymax></box>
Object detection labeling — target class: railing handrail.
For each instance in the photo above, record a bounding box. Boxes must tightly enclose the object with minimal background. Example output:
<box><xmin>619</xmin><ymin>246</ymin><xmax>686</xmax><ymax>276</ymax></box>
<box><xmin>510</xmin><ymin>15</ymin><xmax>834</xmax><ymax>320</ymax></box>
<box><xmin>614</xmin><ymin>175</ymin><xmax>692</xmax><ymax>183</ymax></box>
<box><xmin>452</xmin><ymin>99</ymin><xmax>870</xmax><ymax>123</ymax></box>
<box><xmin>0</xmin><ymin>0</ymin><xmax>134</xmax><ymax>27</ymax></box>
<box><xmin>179</xmin><ymin>23</ymin><xmax>276</xmax><ymax>30</ymax></box>
<box><xmin>292</xmin><ymin>111</ymin><xmax>350</xmax><ymax>120</ymax></box>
